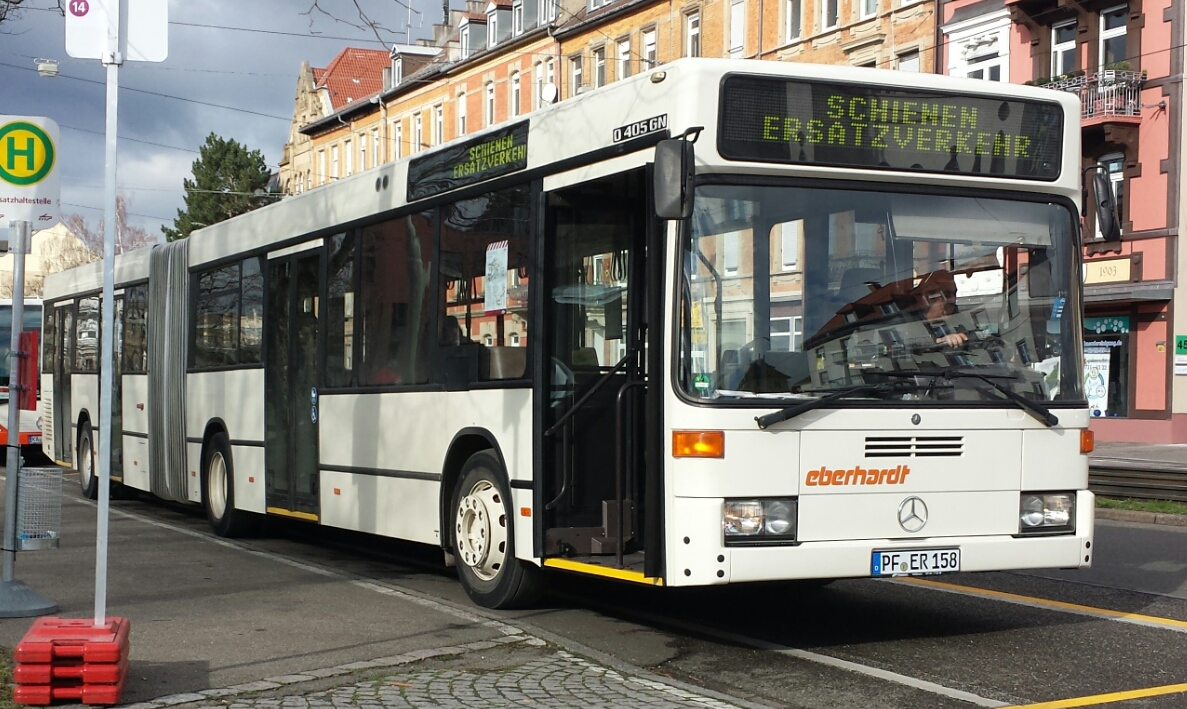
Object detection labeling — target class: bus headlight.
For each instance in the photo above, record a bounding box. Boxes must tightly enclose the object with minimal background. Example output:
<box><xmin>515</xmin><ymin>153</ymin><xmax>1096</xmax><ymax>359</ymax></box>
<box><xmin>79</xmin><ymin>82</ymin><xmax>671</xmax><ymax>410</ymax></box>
<box><xmin>1019</xmin><ymin>493</ymin><xmax>1075</xmax><ymax>534</ymax></box>
<box><xmin>724</xmin><ymin>498</ymin><xmax>797</xmax><ymax>544</ymax></box>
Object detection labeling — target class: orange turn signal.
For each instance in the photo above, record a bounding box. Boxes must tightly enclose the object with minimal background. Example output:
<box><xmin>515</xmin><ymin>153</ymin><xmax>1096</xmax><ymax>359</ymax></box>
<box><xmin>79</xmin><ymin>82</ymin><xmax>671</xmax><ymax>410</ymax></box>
<box><xmin>1080</xmin><ymin>429</ymin><xmax>1095</xmax><ymax>454</ymax></box>
<box><xmin>672</xmin><ymin>430</ymin><xmax>725</xmax><ymax>458</ymax></box>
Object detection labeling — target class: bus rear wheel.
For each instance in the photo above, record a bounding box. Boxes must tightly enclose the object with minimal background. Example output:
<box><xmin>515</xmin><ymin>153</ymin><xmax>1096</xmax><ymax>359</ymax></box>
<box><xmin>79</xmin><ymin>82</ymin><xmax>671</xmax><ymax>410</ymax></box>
<box><xmin>202</xmin><ymin>432</ymin><xmax>256</xmax><ymax>538</ymax></box>
<box><xmin>77</xmin><ymin>422</ymin><xmax>98</xmax><ymax>500</ymax></box>
<box><xmin>451</xmin><ymin>451</ymin><xmax>540</xmax><ymax>609</ymax></box>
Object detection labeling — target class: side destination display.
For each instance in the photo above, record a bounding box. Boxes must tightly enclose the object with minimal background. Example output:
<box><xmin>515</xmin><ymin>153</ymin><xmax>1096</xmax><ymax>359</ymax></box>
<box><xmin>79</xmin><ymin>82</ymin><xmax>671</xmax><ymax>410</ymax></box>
<box><xmin>718</xmin><ymin>75</ymin><xmax>1063</xmax><ymax>180</ymax></box>
<box><xmin>408</xmin><ymin>121</ymin><xmax>529</xmax><ymax>201</ymax></box>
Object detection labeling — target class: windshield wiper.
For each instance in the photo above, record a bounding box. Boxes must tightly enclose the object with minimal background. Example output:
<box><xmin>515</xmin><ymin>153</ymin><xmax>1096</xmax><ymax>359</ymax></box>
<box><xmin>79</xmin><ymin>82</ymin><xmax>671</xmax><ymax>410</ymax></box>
<box><xmin>755</xmin><ymin>383</ymin><xmax>910</xmax><ymax>430</ymax></box>
<box><xmin>880</xmin><ymin>368</ymin><xmax>1058</xmax><ymax>427</ymax></box>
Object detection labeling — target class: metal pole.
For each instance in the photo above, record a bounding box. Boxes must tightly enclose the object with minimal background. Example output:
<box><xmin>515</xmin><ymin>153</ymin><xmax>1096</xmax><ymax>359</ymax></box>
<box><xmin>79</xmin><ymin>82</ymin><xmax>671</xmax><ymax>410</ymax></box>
<box><xmin>95</xmin><ymin>4</ymin><xmax>123</xmax><ymax>628</ymax></box>
<box><xmin>2</xmin><ymin>219</ymin><xmax>29</xmax><ymax>583</ymax></box>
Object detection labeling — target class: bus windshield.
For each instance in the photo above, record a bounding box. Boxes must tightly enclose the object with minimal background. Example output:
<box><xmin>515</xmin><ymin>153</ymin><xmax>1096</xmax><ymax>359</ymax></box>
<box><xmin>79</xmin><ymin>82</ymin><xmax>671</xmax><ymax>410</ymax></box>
<box><xmin>678</xmin><ymin>183</ymin><xmax>1083</xmax><ymax>405</ymax></box>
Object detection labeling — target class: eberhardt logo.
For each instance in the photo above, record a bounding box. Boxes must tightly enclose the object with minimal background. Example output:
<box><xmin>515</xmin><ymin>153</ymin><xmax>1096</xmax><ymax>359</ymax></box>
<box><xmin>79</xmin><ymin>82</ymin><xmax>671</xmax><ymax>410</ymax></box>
<box><xmin>805</xmin><ymin>465</ymin><xmax>911</xmax><ymax>487</ymax></box>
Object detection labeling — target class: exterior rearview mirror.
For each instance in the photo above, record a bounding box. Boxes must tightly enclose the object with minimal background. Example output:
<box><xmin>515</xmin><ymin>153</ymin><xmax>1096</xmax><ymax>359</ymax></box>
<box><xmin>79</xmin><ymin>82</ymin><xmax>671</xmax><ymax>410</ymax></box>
<box><xmin>1092</xmin><ymin>171</ymin><xmax>1121</xmax><ymax>242</ymax></box>
<box><xmin>654</xmin><ymin>138</ymin><xmax>695</xmax><ymax>219</ymax></box>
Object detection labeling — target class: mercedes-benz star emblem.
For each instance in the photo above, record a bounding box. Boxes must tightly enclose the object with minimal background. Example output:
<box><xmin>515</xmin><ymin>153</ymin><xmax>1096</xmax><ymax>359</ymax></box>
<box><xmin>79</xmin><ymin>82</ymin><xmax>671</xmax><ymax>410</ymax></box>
<box><xmin>911</xmin><ymin>413</ymin><xmax>921</xmax><ymax>425</ymax></box>
<box><xmin>898</xmin><ymin>496</ymin><xmax>928</xmax><ymax>533</ymax></box>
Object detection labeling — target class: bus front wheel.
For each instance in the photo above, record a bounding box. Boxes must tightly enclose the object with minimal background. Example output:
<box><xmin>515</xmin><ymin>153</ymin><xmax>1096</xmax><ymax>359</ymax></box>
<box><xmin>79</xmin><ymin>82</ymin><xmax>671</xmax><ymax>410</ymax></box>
<box><xmin>78</xmin><ymin>422</ymin><xmax>98</xmax><ymax>500</ymax></box>
<box><xmin>202</xmin><ymin>432</ymin><xmax>256</xmax><ymax>538</ymax></box>
<box><xmin>451</xmin><ymin>451</ymin><xmax>540</xmax><ymax>609</ymax></box>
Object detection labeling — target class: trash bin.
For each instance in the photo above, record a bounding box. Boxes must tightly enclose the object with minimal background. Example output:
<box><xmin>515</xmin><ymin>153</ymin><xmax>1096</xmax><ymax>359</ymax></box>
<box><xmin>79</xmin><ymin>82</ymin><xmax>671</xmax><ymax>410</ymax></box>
<box><xmin>16</xmin><ymin>467</ymin><xmax>61</xmax><ymax>551</ymax></box>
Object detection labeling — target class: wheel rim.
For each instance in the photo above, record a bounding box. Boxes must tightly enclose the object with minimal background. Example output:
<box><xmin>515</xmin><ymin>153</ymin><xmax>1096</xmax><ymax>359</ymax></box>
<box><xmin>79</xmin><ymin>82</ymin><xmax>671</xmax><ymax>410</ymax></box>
<box><xmin>455</xmin><ymin>479</ymin><xmax>508</xmax><ymax>582</ymax></box>
<box><xmin>208</xmin><ymin>452</ymin><xmax>228</xmax><ymax>521</ymax></box>
<box><xmin>79</xmin><ymin>437</ymin><xmax>93</xmax><ymax>490</ymax></box>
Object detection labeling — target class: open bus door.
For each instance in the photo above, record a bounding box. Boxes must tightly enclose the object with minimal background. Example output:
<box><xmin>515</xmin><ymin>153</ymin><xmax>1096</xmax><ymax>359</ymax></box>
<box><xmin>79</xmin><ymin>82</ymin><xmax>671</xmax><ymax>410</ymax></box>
<box><xmin>538</xmin><ymin>168</ymin><xmax>663</xmax><ymax>579</ymax></box>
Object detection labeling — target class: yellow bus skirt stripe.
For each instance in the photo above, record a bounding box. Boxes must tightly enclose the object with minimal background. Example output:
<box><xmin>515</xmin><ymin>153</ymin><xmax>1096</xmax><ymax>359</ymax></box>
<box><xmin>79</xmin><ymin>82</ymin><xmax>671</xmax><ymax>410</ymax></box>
<box><xmin>898</xmin><ymin>578</ymin><xmax>1187</xmax><ymax>632</ymax></box>
<box><xmin>266</xmin><ymin>507</ymin><xmax>319</xmax><ymax>522</ymax></box>
<box><xmin>1001</xmin><ymin>682</ymin><xmax>1187</xmax><ymax>708</ymax></box>
<box><xmin>542</xmin><ymin>558</ymin><xmax>664</xmax><ymax>586</ymax></box>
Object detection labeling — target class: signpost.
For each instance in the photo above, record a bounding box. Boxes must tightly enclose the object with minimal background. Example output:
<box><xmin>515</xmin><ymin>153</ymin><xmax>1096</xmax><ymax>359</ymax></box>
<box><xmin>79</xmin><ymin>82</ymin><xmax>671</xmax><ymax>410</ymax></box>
<box><xmin>0</xmin><ymin>115</ymin><xmax>60</xmax><ymax>617</ymax></box>
<box><xmin>65</xmin><ymin>0</ymin><xmax>167</xmax><ymax>628</ymax></box>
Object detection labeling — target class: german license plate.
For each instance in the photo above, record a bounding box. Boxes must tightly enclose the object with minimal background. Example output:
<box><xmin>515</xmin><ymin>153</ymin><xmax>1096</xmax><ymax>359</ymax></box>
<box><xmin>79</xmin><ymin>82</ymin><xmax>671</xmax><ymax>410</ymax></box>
<box><xmin>28</xmin><ymin>436</ymin><xmax>41</xmax><ymax>445</ymax></box>
<box><xmin>871</xmin><ymin>548</ymin><xmax>960</xmax><ymax>577</ymax></box>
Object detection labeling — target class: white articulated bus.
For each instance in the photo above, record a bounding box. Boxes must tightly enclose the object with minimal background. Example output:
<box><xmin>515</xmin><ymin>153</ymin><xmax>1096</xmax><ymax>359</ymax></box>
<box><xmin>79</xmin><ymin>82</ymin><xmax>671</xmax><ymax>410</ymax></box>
<box><xmin>43</xmin><ymin>59</ymin><xmax>1099</xmax><ymax>609</ymax></box>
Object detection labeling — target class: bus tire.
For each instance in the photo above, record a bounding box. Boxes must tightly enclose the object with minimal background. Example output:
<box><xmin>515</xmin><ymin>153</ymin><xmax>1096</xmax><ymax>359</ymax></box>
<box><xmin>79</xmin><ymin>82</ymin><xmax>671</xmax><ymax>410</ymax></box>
<box><xmin>78</xmin><ymin>421</ymin><xmax>98</xmax><ymax>500</ymax></box>
<box><xmin>451</xmin><ymin>451</ymin><xmax>540</xmax><ymax>609</ymax></box>
<box><xmin>202</xmin><ymin>432</ymin><xmax>255</xmax><ymax>538</ymax></box>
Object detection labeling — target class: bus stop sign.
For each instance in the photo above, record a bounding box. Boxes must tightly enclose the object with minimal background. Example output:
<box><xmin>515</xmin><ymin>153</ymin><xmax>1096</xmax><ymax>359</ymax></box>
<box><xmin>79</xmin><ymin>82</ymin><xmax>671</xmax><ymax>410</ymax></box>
<box><xmin>0</xmin><ymin>116</ymin><xmax>59</xmax><ymax>229</ymax></box>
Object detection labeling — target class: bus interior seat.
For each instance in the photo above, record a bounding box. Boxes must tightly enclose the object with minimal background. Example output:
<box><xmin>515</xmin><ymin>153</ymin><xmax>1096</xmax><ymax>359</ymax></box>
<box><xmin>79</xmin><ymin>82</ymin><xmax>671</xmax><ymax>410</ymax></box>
<box><xmin>571</xmin><ymin>347</ymin><xmax>600</xmax><ymax>368</ymax></box>
<box><xmin>485</xmin><ymin>346</ymin><xmax>527</xmax><ymax>380</ymax></box>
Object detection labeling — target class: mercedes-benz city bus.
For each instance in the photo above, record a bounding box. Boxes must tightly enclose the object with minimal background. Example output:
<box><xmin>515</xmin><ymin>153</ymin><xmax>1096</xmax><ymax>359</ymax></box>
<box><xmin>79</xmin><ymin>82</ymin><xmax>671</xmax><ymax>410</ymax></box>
<box><xmin>42</xmin><ymin>59</ymin><xmax>1096</xmax><ymax>608</ymax></box>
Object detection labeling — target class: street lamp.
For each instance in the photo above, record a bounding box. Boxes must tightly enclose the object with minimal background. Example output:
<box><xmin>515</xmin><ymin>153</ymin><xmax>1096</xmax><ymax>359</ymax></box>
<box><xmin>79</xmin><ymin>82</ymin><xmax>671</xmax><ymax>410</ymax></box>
<box><xmin>35</xmin><ymin>59</ymin><xmax>59</xmax><ymax>78</ymax></box>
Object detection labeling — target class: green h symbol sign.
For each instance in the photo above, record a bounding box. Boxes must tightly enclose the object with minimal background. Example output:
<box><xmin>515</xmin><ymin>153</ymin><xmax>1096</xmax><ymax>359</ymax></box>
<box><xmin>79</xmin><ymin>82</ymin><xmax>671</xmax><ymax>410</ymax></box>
<box><xmin>5</xmin><ymin>135</ymin><xmax>35</xmax><ymax>172</ymax></box>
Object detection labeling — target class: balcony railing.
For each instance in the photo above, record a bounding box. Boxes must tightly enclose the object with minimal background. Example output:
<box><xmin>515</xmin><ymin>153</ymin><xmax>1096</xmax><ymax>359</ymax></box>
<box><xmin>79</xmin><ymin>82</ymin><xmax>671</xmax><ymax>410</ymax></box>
<box><xmin>1046</xmin><ymin>70</ymin><xmax>1146</xmax><ymax>121</ymax></box>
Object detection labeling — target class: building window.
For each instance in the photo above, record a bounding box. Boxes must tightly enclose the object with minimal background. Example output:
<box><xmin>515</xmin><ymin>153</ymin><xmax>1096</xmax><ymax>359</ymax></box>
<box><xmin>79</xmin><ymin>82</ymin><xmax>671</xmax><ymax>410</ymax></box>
<box><xmin>724</xmin><ymin>231</ymin><xmax>740</xmax><ymax>274</ymax></box>
<box><xmin>488</xmin><ymin>11</ymin><xmax>499</xmax><ymax>48</ymax></box>
<box><xmin>371</xmin><ymin>128</ymin><xmax>380</xmax><ymax>166</ymax></box>
<box><xmin>394</xmin><ymin>121</ymin><xmax>403</xmax><ymax>160</ymax></box>
<box><xmin>1051</xmin><ymin>20</ymin><xmax>1077</xmax><ymax>77</ymax></box>
<box><xmin>617</xmin><ymin>38</ymin><xmax>631</xmax><ymax>79</ymax></box>
<box><xmin>685</xmin><ymin>12</ymin><xmax>700</xmax><ymax>57</ymax></box>
<box><xmin>511</xmin><ymin>72</ymin><xmax>521</xmax><ymax>116</ymax></box>
<box><xmin>571</xmin><ymin>55</ymin><xmax>583</xmax><ymax>94</ymax></box>
<box><xmin>344</xmin><ymin>139</ymin><xmax>353</xmax><ymax>176</ymax></box>
<box><xmin>787</xmin><ymin>0</ymin><xmax>801</xmax><ymax>40</ymax></box>
<box><xmin>642</xmin><ymin>30</ymin><xmax>657</xmax><ymax>68</ymax></box>
<box><xmin>317</xmin><ymin>150</ymin><xmax>326</xmax><ymax>185</ymax></box>
<box><xmin>331</xmin><ymin>144</ymin><xmax>340</xmax><ymax>178</ymax></box>
<box><xmin>779</xmin><ymin>220</ymin><xmax>800</xmax><ymax>271</ymax></box>
<box><xmin>545</xmin><ymin>58</ymin><xmax>555</xmax><ymax>96</ymax></box>
<box><xmin>965</xmin><ymin>51</ymin><xmax>1003</xmax><ymax>81</ymax></box>
<box><xmin>413</xmin><ymin>114</ymin><xmax>423</xmax><ymax>153</ymax></box>
<box><xmin>539</xmin><ymin>0</ymin><xmax>555</xmax><ymax>24</ymax></box>
<box><xmin>392</xmin><ymin>57</ymin><xmax>403</xmax><ymax>85</ymax></box>
<box><xmin>771</xmin><ymin>317</ymin><xmax>803</xmax><ymax>351</ymax></box>
<box><xmin>593</xmin><ymin>47</ymin><xmax>606</xmax><ymax>87</ymax></box>
<box><xmin>821</xmin><ymin>0</ymin><xmax>838</xmax><ymax>30</ymax></box>
<box><xmin>730</xmin><ymin>0</ymin><xmax>745</xmax><ymax>57</ymax></box>
<box><xmin>1100</xmin><ymin>5</ymin><xmax>1127</xmax><ymax>69</ymax></box>
<box><xmin>861</xmin><ymin>0</ymin><xmax>876</xmax><ymax>19</ymax></box>
<box><xmin>434</xmin><ymin>105</ymin><xmax>444</xmax><ymax>145</ymax></box>
<box><xmin>358</xmin><ymin>134</ymin><xmax>367</xmax><ymax>171</ymax></box>
<box><xmin>512</xmin><ymin>0</ymin><xmax>524</xmax><ymax>34</ymax></box>
<box><xmin>897</xmin><ymin>50</ymin><xmax>920</xmax><ymax>72</ymax></box>
<box><xmin>461</xmin><ymin>27</ymin><xmax>471</xmax><ymax>58</ymax></box>
<box><xmin>458</xmin><ymin>93</ymin><xmax>467</xmax><ymax>134</ymax></box>
<box><xmin>485</xmin><ymin>82</ymin><xmax>495</xmax><ymax>126</ymax></box>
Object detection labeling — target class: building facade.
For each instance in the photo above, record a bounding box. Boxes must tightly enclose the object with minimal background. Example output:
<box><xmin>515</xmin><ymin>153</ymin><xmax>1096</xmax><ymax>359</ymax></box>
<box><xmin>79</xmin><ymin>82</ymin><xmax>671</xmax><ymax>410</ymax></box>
<box><xmin>941</xmin><ymin>0</ymin><xmax>1184</xmax><ymax>442</ymax></box>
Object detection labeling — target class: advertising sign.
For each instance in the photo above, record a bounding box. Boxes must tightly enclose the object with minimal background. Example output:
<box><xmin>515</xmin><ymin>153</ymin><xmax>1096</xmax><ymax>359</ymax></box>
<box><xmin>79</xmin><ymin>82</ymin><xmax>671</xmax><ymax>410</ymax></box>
<box><xmin>0</xmin><ymin>116</ymin><xmax>60</xmax><ymax>228</ymax></box>
<box><xmin>1083</xmin><ymin>350</ymin><xmax>1111</xmax><ymax>417</ymax></box>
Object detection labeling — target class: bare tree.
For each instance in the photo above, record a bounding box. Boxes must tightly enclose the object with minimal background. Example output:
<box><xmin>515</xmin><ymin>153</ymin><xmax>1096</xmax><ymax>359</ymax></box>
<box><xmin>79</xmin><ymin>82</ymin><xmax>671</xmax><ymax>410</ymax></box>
<box><xmin>62</xmin><ymin>193</ymin><xmax>157</xmax><ymax>257</ymax></box>
<box><xmin>0</xmin><ymin>1</ymin><xmax>63</xmax><ymax>28</ymax></box>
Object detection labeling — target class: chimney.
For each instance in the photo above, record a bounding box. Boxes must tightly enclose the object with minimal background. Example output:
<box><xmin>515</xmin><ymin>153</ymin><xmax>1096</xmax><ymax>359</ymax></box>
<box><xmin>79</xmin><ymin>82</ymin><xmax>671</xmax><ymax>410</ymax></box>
<box><xmin>382</xmin><ymin>66</ymin><xmax>393</xmax><ymax>90</ymax></box>
<box><xmin>443</xmin><ymin>0</ymin><xmax>450</xmax><ymax>25</ymax></box>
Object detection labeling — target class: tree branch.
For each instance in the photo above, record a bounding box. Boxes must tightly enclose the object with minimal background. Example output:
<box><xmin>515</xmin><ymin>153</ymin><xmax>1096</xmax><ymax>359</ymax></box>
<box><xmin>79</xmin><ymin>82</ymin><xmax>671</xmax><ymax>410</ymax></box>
<box><xmin>301</xmin><ymin>0</ymin><xmax>422</xmax><ymax>48</ymax></box>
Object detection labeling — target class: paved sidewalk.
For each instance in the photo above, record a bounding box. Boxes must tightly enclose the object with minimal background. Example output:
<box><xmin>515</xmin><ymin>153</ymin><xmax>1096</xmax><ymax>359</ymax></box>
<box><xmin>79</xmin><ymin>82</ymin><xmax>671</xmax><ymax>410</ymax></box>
<box><xmin>128</xmin><ymin>636</ymin><xmax>757</xmax><ymax>709</ymax></box>
<box><xmin>1090</xmin><ymin>441</ymin><xmax>1187</xmax><ymax>470</ymax></box>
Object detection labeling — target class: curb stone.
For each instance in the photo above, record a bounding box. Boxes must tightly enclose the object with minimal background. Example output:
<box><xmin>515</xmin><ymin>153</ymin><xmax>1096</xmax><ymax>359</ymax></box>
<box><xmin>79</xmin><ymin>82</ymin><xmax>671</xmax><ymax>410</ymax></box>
<box><xmin>1095</xmin><ymin>507</ymin><xmax>1187</xmax><ymax>527</ymax></box>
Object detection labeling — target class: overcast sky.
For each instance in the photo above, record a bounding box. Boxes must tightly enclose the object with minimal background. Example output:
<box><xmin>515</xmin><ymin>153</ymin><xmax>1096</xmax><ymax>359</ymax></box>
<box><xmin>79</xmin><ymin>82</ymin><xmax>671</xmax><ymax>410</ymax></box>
<box><xmin>1</xmin><ymin>0</ymin><xmax>445</xmax><ymax>240</ymax></box>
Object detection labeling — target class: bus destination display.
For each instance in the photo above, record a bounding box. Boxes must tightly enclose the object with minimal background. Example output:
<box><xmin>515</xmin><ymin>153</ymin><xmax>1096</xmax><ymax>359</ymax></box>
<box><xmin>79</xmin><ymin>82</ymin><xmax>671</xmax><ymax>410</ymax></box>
<box><xmin>718</xmin><ymin>75</ymin><xmax>1063</xmax><ymax>180</ymax></box>
<box><xmin>408</xmin><ymin>121</ymin><xmax>529</xmax><ymax>200</ymax></box>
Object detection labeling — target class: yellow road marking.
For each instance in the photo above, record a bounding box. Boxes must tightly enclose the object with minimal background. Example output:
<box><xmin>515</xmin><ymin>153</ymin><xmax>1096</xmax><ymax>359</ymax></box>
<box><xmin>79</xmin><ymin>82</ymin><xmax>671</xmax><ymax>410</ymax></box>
<box><xmin>895</xmin><ymin>578</ymin><xmax>1187</xmax><ymax>633</ymax></box>
<box><xmin>1002</xmin><ymin>682</ymin><xmax>1187</xmax><ymax>708</ymax></box>
<box><xmin>266</xmin><ymin>506</ymin><xmax>319</xmax><ymax>522</ymax></box>
<box><xmin>542</xmin><ymin>558</ymin><xmax>664</xmax><ymax>586</ymax></box>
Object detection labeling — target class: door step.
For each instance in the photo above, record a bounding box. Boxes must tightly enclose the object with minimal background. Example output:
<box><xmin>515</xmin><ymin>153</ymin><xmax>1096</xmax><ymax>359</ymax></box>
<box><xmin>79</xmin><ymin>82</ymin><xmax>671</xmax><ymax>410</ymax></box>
<box><xmin>546</xmin><ymin>499</ymin><xmax>634</xmax><ymax>555</ymax></box>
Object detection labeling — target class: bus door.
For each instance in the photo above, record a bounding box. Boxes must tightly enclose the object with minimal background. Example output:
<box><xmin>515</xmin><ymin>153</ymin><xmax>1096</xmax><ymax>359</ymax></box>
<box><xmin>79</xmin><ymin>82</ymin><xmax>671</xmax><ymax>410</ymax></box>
<box><xmin>53</xmin><ymin>303</ymin><xmax>74</xmax><ymax>464</ymax></box>
<box><xmin>540</xmin><ymin>170</ymin><xmax>651</xmax><ymax>565</ymax></box>
<box><xmin>264</xmin><ymin>250</ymin><xmax>322</xmax><ymax>520</ymax></box>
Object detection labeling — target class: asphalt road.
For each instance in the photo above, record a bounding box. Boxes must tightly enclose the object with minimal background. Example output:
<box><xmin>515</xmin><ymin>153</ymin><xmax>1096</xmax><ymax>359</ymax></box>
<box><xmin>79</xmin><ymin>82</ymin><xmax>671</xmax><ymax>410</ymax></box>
<box><xmin>3</xmin><ymin>475</ymin><xmax>1187</xmax><ymax>708</ymax></box>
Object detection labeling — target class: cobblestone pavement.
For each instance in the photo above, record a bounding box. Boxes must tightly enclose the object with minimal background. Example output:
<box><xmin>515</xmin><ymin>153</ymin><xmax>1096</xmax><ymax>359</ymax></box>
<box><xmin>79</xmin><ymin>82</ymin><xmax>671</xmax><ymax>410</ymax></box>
<box><xmin>126</xmin><ymin>635</ymin><xmax>762</xmax><ymax>709</ymax></box>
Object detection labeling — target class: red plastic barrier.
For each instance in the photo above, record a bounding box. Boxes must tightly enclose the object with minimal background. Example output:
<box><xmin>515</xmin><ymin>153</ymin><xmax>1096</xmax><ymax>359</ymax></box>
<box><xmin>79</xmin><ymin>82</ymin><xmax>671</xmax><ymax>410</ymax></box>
<box><xmin>17</xmin><ymin>330</ymin><xmax>38</xmax><ymax>411</ymax></box>
<box><xmin>13</xmin><ymin>673</ymin><xmax>127</xmax><ymax>706</ymax></box>
<box><xmin>14</xmin><ymin>656</ymin><xmax>129</xmax><ymax>685</ymax></box>
<box><xmin>14</xmin><ymin>617</ymin><xmax>130</xmax><ymax>664</ymax></box>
